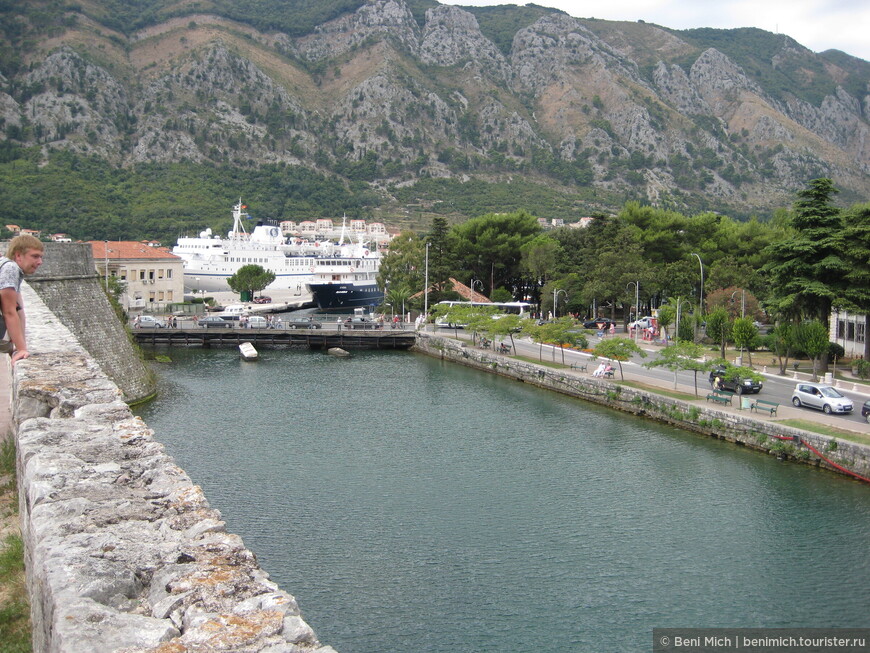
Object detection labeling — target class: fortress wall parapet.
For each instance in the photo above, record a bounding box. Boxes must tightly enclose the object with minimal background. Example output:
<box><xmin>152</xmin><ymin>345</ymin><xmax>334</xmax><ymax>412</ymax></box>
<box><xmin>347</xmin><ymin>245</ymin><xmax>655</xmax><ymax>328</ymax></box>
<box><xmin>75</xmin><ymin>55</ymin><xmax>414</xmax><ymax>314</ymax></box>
<box><xmin>13</xmin><ymin>283</ymin><xmax>336</xmax><ymax>652</ymax></box>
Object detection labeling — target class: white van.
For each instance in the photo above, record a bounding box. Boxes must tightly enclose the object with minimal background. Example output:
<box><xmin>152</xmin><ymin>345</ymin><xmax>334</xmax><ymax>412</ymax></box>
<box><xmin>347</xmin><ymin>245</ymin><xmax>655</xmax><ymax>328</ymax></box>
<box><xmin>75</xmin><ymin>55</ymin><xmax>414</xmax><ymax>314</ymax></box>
<box><xmin>246</xmin><ymin>315</ymin><xmax>269</xmax><ymax>329</ymax></box>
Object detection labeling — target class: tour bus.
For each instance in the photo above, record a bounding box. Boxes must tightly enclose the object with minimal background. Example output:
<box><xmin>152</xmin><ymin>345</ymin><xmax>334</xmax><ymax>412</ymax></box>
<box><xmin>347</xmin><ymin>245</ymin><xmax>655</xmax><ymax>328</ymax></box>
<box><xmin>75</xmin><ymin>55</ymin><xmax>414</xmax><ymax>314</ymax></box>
<box><xmin>434</xmin><ymin>300</ymin><xmax>537</xmax><ymax>328</ymax></box>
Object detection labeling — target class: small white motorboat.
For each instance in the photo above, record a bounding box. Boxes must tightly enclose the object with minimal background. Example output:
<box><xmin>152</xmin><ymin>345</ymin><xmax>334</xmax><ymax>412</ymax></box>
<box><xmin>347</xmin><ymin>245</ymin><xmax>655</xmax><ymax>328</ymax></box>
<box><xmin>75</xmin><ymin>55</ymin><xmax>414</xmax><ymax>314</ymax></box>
<box><xmin>239</xmin><ymin>342</ymin><xmax>259</xmax><ymax>361</ymax></box>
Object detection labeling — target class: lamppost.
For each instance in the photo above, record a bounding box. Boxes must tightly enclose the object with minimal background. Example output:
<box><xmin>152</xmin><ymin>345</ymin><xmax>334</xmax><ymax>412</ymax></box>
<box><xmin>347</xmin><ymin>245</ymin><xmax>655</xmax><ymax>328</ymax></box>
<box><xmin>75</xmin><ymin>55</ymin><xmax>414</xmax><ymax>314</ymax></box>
<box><xmin>470</xmin><ymin>278</ymin><xmax>483</xmax><ymax>301</ymax></box>
<box><xmin>690</xmin><ymin>253</ymin><xmax>704</xmax><ymax>315</ymax></box>
<box><xmin>730</xmin><ymin>289</ymin><xmax>745</xmax><ymax>318</ymax></box>
<box><xmin>626</xmin><ymin>281</ymin><xmax>639</xmax><ymax>340</ymax></box>
<box><xmin>385</xmin><ymin>302</ymin><xmax>393</xmax><ymax>323</ymax></box>
<box><xmin>553</xmin><ymin>289</ymin><xmax>567</xmax><ymax>319</ymax></box>
<box><xmin>674</xmin><ymin>297</ymin><xmax>691</xmax><ymax>343</ymax></box>
<box><xmin>423</xmin><ymin>241</ymin><xmax>431</xmax><ymax>318</ymax></box>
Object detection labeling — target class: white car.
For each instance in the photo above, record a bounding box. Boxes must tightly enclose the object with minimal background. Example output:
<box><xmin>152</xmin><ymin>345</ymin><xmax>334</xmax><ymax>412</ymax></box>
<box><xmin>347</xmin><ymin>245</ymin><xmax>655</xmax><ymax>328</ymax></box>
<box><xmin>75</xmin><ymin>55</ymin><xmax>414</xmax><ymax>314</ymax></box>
<box><xmin>136</xmin><ymin>315</ymin><xmax>166</xmax><ymax>328</ymax></box>
<box><xmin>628</xmin><ymin>316</ymin><xmax>655</xmax><ymax>330</ymax></box>
<box><xmin>791</xmin><ymin>383</ymin><xmax>853</xmax><ymax>414</ymax></box>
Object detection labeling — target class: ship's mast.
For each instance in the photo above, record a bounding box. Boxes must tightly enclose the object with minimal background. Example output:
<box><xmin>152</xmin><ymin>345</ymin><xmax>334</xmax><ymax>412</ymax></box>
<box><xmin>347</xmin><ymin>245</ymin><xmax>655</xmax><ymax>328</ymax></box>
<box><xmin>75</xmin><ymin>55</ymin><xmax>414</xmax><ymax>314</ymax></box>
<box><xmin>229</xmin><ymin>199</ymin><xmax>250</xmax><ymax>241</ymax></box>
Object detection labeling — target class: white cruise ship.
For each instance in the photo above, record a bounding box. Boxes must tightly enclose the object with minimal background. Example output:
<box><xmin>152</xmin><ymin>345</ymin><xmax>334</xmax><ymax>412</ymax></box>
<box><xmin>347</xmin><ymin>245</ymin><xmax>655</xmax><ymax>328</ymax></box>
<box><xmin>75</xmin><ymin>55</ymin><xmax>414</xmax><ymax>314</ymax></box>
<box><xmin>173</xmin><ymin>200</ymin><xmax>383</xmax><ymax>309</ymax></box>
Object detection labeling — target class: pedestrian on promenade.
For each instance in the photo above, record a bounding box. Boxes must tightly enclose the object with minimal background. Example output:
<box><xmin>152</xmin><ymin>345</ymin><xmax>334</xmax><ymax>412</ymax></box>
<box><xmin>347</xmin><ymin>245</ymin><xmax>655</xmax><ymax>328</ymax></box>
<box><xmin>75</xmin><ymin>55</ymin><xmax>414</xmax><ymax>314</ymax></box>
<box><xmin>0</xmin><ymin>234</ymin><xmax>45</xmax><ymax>365</ymax></box>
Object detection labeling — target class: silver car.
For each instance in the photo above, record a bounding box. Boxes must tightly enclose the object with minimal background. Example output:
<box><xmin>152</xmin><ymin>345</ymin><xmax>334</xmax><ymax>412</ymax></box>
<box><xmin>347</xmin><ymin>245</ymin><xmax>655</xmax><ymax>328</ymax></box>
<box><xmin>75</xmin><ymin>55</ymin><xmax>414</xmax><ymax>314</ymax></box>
<box><xmin>791</xmin><ymin>383</ymin><xmax>853</xmax><ymax>414</ymax></box>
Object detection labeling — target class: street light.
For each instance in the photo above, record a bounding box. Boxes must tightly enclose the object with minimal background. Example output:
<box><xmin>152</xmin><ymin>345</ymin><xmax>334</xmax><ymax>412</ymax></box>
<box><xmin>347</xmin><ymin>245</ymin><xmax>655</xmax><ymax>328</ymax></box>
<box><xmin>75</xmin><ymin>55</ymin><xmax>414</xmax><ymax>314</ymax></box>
<box><xmin>470</xmin><ymin>278</ymin><xmax>483</xmax><ymax>301</ymax></box>
<box><xmin>626</xmin><ymin>281</ymin><xmax>639</xmax><ymax>341</ymax></box>
<box><xmin>553</xmin><ymin>288</ymin><xmax>568</xmax><ymax>318</ymax></box>
<box><xmin>423</xmin><ymin>241</ymin><xmax>431</xmax><ymax>318</ymax></box>
<box><xmin>730</xmin><ymin>289</ymin><xmax>745</xmax><ymax>318</ymax></box>
<box><xmin>690</xmin><ymin>252</ymin><xmax>704</xmax><ymax>315</ymax></box>
<box><xmin>674</xmin><ymin>297</ymin><xmax>691</xmax><ymax>343</ymax></box>
<box><xmin>385</xmin><ymin>302</ymin><xmax>393</xmax><ymax>322</ymax></box>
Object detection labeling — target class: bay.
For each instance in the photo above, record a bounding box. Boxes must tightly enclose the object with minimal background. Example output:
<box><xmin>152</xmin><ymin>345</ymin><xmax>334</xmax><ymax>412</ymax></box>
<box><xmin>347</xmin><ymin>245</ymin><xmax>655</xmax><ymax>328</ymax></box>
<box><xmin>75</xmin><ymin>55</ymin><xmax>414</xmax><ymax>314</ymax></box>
<box><xmin>135</xmin><ymin>348</ymin><xmax>870</xmax><ymax>652</ymax></box>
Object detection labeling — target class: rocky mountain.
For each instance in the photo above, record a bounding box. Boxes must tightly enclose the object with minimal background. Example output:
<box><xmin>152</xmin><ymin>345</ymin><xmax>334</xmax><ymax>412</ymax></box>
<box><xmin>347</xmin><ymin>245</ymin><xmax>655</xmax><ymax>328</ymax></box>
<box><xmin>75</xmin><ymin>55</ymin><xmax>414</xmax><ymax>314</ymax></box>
<box><xmin>1</xmin><ymin>0</ymin><xmax>868</xmax><ymax>222</ymax></box>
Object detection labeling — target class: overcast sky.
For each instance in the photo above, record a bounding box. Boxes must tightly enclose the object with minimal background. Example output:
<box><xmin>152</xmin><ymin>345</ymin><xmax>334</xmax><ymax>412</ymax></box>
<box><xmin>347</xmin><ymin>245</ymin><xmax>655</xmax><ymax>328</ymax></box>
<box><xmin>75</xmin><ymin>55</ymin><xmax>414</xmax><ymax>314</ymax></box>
<box><xmin>440</xmin><ymin>0</ymin><xmax>870</xmax><ymax>62</ymax></box>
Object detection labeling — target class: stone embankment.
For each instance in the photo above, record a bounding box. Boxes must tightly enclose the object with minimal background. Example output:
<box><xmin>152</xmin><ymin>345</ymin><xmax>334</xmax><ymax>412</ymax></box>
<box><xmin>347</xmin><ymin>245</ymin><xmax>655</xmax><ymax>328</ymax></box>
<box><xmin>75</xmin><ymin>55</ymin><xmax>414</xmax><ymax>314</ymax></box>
<box><xmin>13</xmin><ymin>282</ymin><xmax>335</xmax><ymax>652</ymax></box>
<box><xmin>413</xmin><ymin>334</ymin><xmax>870</xmax><ymax>481</ymax></box>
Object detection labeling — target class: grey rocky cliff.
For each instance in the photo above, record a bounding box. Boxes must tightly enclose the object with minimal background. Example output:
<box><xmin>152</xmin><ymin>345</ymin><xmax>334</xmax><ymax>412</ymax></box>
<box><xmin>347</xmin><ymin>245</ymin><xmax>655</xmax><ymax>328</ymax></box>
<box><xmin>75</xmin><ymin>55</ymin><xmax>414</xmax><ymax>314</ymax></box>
<box><xmin>3</xmin><ymin>0</ymin><xmax>868</xmax><ymax>212</ymax></box>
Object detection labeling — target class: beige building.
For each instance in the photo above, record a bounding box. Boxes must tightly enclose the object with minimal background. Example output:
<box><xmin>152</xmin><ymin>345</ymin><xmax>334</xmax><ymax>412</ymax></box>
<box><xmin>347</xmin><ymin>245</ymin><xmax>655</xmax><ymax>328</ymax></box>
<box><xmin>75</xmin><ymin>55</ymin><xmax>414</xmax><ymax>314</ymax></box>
<box><xmin>89</xmin><ymin>241</ymin><xmax>185</xmax><ymax>313</ymax></box>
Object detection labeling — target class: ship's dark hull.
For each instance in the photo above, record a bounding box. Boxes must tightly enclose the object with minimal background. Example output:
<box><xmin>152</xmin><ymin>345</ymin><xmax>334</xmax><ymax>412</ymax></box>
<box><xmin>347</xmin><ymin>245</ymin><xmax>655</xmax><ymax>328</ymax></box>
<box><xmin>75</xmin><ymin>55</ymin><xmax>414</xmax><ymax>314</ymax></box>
<box><xmin>309</xmin><ymin>283</ymin><xmax>384</xmax><ymax>311</ymax></box>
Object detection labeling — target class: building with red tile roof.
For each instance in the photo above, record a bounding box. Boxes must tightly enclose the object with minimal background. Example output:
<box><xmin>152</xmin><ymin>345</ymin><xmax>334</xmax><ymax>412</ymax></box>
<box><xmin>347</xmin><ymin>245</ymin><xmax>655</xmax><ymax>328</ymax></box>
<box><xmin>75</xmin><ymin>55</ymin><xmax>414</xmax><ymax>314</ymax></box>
<box><xmin>89</xmin><ymin>241</ymin><xmax>184</xmax><ymax>313</ymax></box>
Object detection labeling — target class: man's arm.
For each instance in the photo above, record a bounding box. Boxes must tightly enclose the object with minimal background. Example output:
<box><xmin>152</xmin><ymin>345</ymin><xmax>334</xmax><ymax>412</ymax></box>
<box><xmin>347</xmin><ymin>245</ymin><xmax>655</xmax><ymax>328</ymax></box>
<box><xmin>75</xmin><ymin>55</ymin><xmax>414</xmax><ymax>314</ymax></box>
<box><xmin>0</xmin><ymin>287</ymin><xmax>28</xmax><ymax>363</ymax></box>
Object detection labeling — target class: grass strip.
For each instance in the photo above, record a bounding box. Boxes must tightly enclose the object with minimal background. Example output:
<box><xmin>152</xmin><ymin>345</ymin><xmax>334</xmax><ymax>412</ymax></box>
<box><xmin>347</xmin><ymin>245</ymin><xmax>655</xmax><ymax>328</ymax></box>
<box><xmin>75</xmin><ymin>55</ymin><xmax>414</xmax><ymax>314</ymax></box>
<box><xmin>775</xmin><ymin>419</ymin><xmax>870</xmax><ymax>446</ymax></box>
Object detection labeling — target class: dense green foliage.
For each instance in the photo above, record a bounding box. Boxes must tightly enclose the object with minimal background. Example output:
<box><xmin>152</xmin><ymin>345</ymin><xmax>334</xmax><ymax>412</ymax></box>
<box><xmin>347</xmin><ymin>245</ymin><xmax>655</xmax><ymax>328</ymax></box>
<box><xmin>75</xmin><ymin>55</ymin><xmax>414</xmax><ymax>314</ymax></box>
<box><xmin>0</xmin><ymin>151</ymin><xmax>377</xmax><ymax>241</ymax></box>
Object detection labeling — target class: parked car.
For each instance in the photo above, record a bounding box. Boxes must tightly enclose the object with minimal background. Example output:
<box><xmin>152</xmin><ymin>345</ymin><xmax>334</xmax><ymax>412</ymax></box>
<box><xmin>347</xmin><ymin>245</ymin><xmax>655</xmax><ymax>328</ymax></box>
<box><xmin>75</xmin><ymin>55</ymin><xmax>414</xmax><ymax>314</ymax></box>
<box><xmin>200</xmin><ymin>315</ymin><xmax>231</xmax><ymax>328</ymax></box>
<box><xmin>135</xmin><ymin>315</ymin><xmax>166</xmax><ymax>328</ymax></box>
<box><xmin>628</xmin><ymin>316</ymin><xmax>655</xmax><ymax>330</ymax></box>
<box><xmin>583</xmin><ymin>317</ymin><xmax>616</xmax><ymax>329</ymax></box>
<box><xmin>861</xmin><ymin>400</ymin><xmax>870</xmax><ymax>423</ymax></box>
<box><xmin>791</xmin><ymin>383</ymin><xmax>853</xmax><ymax>414</ymax></box>
<box><xmin>244</xmin><ymin>315</ymin><xmax>269</xmax><ymax>328</ymax></box>
<box><xmin>709</xmin><ymin>367</ymin><xmax>763</xmax><ymax>394</ymax></box>
<box><xmin>287</xmin><ymin>316</ymin><xmax>321</xmax><ymax>329</ymax></box>
<box><xmin>252</xmin><ymin>296</ymin><xmax>272</xmax><ymax>304</ymax></box>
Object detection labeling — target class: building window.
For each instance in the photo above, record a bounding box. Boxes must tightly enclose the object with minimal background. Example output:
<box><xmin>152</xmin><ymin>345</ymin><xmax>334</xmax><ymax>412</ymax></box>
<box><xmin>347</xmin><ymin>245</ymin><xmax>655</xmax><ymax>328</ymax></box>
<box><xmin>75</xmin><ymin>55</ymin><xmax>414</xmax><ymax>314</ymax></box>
<box><xmin>847</xmin><ymin>322</ymin><xmax>856</xmax><ymax>341</ymax></box>
<box><xmin>167</xmin><ymin>269</ymin><xmax>172</xmax><ymax>279</ymax></box>
<box><xmin>139</xmin><ymin>270</ymin><xmax>145</xmax><ymax>280</ymax></box>
<box><xmin>158</xmin><ymin>269</ymin><xmax>164</xmax><ymax>279</ymax></box>
<box><xmin>857</xmin><ymin>322</ymin><xmax>866</xmax><ymax>344</ymax></box>
<box><xmin>167</xmin><ymin>291</ymin><xmax>173</xmax><ymax>301</ymax></box>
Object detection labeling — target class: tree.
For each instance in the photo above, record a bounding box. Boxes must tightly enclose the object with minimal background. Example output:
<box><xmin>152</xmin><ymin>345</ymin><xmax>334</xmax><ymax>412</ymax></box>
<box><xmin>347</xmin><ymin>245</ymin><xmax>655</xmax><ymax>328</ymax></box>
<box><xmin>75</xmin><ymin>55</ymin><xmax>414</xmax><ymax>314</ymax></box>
<box><xmin>794</xmin><ymin>320</ymin><xmax>829</xmax><ymax>381</ymax></box>
<box><xmin>524</xmin><ymin>317</ymin><xmax>585</xmax><ymax>364</ymax></box>
<box><xmin>656</xmin><ymin>304</ymin><xmax>675</xmax><ymax>342</ymax></box>
<box><xmin>591</xmin><ymin>337</ymin><xmax>646</xmax><ymax>380</ymax></box>
<box><xmin>227</xmin><ymin>264</ymin><xmax>275</xmax><ymax>298</ymax></box>
<box><xmin>644</xmin><ymin>340</ymin><xmax>709</xmax><ymax>395</ymax></box>
<box><xmin>704</xmin><ymin>307</ymin><xmax>732</xmax><ymax>360</ymax></box>
<box><xmin>766</xmin><ymin>323</ymin><xmax>796</xmax><ymax>375</ymax></box>
<box><xmin>840</xmin><ymin>204</ymin><xmax>870</xmax><ymax>360</ymax></box>
<box><xmin>762</xmin><ymin>178</ymin><xmax>848</xmax><ymax>322</ymax></box>
<box><xmin>450</xmin><ymin>211</ymin><xmax>541</xmax><ymax>297</ymax></box>
<box><xmin>730</xmin><ymin>316</ymin><xmax>759</xmax><ymax>366</ymax></box>
<box><xmin>378</xmin><ymin>231</ymin><xmax>425</xmax><ymax>302</ymax></box>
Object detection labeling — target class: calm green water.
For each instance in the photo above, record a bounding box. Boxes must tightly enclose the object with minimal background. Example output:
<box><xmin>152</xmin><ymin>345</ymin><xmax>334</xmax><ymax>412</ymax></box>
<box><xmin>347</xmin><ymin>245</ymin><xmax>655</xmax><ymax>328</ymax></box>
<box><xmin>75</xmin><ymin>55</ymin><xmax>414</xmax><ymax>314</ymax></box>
<box><xmin>136</xmin><ymin>348</ymin><xmax>870</xmax><ymax>652</ymax></box>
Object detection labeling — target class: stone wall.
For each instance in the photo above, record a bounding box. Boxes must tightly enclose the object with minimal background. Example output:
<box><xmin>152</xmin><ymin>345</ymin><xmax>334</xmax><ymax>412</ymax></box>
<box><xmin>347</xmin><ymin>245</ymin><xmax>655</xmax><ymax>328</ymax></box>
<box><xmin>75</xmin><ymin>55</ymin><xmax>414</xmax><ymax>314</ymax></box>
<box><xmin>25</xmin><ymin>242</ymin><xmax>155</xmax><ymax>404</ymax></box>
<box><xmin>14</xmin><ymin>284</ymin><xmax>335</xmax><ymax>653</ymax></box>
<box><xmin>413</xmin><ymin>334</ymin><xmax>870</xmax><ymax>482</ymax></box>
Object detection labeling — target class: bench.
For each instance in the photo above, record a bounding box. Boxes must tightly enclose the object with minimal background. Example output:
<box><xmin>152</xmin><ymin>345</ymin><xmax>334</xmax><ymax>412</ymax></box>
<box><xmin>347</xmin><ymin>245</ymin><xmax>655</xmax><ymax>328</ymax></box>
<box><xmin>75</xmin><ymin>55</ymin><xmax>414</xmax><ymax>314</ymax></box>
<box><xmin>751</xmin><ymin>399</ymin><xmax>779</xmax><ymax>416</ymax></box>
<box><xmin>706</xmin><ymin>391</ymin><xmax>734</xmax><ymax>405</ymax></box>
<box><xmin>603</xmin><ymin>369</ymin><xmax>615</xmax><ymax>378</ymax></box>
<box><xmin>570</xmin><ymin>362</ymin><xmax>588</xmax><ymax>372</ymax></box>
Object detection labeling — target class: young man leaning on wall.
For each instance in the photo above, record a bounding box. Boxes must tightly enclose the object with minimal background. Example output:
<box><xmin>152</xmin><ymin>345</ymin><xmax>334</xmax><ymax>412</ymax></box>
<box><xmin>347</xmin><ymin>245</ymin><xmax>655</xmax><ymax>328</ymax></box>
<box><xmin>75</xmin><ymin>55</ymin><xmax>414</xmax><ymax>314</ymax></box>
<box><xmin>0</xmin><ymin>235</ymin><xmax>45</xmax><ymax>365</ymax></box>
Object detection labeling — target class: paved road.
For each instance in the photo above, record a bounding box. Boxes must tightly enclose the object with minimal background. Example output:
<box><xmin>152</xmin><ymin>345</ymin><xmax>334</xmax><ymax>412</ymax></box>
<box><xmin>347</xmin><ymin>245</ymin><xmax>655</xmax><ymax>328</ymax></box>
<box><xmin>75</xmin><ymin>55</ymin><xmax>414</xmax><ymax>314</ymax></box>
<box><xmin>435</xmin><ymin>327</ymin><xmax>870</xmax><ymax>432</ymax></box>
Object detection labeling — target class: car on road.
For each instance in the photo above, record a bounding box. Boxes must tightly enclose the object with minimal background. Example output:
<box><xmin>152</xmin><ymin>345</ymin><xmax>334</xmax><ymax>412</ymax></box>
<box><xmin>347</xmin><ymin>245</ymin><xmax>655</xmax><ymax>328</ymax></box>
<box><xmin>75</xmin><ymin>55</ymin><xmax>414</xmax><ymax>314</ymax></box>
<box><xmin>790</xmin><ymin>383</ymin><xmax>853</xmax><ymax>414</ymax></box>
<box><xmin>200</xmin><ymin>315</ymin><xmax>231</xmax><ymax>328</ymax></box>
<box><xmin>861</xmin><ymin>400</ymin><xmax>870</xmax><ymax>423</ymax></box>
<box><xmin>583</xmin><ymin>317</ymin><xmax>616</xmax><ymax>329</ymax></box>
<box><xmin>135</xmin><ymin>315</ymin><xmax>166</xmax><ymax>328</ymax></box>
<box><xmin>709</xmin><ymin>366</ymin><xmax>763</xmax><ymax>394</ymax></box>
<box><xmin>287</xmin><ymin>316</ymin><xmax>321</xmax><ymax>329</ymax></box>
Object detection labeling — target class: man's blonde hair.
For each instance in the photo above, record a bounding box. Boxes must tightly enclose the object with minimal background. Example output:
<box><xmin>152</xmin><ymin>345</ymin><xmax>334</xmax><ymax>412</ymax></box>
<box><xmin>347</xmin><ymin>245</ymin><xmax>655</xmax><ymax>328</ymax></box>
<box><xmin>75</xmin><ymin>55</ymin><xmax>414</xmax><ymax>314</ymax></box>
<box><xmin>6</xmin><ymin>234</ymin><xmax>44</xmax><ymax>259</ymax></box>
